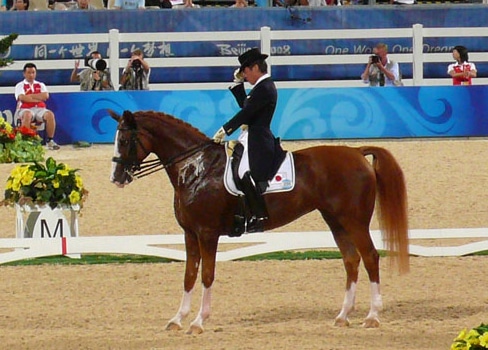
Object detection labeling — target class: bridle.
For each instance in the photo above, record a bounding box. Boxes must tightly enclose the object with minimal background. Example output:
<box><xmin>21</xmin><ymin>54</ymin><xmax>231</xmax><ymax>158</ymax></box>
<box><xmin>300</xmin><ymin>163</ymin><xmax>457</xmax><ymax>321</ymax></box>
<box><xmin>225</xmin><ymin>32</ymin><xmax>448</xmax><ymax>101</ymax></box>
<box><xmin>112</xmin><ymin>125</ymin><xmax>213</xmax><ymax>180</ymax></box>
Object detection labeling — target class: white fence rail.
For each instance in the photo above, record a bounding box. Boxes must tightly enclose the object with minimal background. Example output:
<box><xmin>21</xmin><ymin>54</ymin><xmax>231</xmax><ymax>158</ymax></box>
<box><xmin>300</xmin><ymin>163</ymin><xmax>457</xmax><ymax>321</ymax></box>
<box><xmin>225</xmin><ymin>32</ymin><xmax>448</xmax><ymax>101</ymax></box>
<box><xmin>0</xmin><ymin>228</ymin><xmax>487</xmax><ymax>264</ymax></box>
<box><xmin>1</xmin><ymin>24</ymin><xmax>488</xmax><ymax>95</ymax></box>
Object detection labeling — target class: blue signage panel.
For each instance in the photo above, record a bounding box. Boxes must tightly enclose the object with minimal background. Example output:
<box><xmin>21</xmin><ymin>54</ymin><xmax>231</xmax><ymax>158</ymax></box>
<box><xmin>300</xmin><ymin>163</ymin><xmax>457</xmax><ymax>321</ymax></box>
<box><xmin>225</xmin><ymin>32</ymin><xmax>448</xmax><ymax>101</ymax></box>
<box><xmin>1</xmin><ymin>86</ymin><xmax>487</xmax><ymax>144</ymax></box>
<box><xmin>1</xmin><ymin>7</ymin><xmax>488</xmax><ymax>85</ymax></box>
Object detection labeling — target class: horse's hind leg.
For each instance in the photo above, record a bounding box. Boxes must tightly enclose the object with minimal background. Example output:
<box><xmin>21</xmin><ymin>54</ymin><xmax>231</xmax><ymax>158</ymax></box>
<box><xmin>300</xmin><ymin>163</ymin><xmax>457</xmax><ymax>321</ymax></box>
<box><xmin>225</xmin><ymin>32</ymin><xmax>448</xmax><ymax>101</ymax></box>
<box><xmin>350</xmin><ymin>229</ymin><xmax>382</xmax><ymax>328</ymax></box>
<box><xmin>334</xmin><ymin>222</ymin><xmax>383</xmax><ymax>328</ymax></box>
<box><xmin>329</xmin><ymin>228</ymin><xmax>361</xmax><ymax>327</ymax></box>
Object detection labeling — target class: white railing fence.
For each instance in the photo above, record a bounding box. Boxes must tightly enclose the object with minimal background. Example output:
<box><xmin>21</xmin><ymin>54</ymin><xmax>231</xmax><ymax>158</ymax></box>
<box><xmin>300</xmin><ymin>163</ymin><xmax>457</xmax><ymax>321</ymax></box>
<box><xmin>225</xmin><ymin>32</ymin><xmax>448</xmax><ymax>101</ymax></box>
<box><xmin>1</xmin><ymin>24</ymin><xmax>487</xmax><ymax>95</ymax></box>
<box><xmin>0</xmin><ymin>228</ymin><xmax>487</xmax><ymax>264</ymax></box>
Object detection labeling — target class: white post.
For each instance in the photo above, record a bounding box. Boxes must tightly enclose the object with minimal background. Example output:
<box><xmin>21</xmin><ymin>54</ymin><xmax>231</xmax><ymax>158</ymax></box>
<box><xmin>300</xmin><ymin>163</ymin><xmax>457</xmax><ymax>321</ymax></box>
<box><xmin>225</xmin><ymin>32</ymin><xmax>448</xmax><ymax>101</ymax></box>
<box><xmin>109</xmin><ymin>28</ymin><xmax>120</xmax><ymax>91</ymax></box>
<box><xmin>260</xmin><ymin>26</ymin><xmax>272</xmax><ymax>75</ymax></box>
<box><xmin>412</xmin><ymin>23</ymin><xmax>423</xmax><ymax>86</ymax></box>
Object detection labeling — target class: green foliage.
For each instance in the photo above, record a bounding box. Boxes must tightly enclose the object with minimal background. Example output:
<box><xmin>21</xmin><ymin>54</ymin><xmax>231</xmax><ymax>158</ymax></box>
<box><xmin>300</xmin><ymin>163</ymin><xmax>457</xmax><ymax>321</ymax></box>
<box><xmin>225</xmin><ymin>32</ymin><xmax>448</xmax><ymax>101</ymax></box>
<box><xmin>0</xmin><ymin>117</ymin><xmax>45</xmax><ymax>163</ymax></box>
<box><xmin>2</xmin><ymin>157</ymin><xmax>88</xmax><ymax>210</ymax></box>
<box><xmin>0</xmin><ymin>33</ymin><xmax>18</xmax><ymax>68</ymax></box>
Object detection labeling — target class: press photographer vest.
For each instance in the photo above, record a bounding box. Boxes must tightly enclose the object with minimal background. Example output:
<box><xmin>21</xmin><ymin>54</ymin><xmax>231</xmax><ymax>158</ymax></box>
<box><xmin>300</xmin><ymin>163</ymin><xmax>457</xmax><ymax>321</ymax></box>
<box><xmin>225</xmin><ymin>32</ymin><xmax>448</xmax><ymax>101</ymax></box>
<box><xmin>20</xmin><ymin>83</ymin><xmax>47</xmax><ymax>109</ymax></box>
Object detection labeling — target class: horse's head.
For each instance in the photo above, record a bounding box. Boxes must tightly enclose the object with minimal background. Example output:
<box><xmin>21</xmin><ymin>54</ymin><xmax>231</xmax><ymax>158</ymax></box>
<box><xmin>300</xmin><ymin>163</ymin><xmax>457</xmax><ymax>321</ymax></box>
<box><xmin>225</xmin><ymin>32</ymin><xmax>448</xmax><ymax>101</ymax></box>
<box><xmin>110</xmin><ymin>110</ymin><xmax>151</xmax><ymax>187</ymax></box>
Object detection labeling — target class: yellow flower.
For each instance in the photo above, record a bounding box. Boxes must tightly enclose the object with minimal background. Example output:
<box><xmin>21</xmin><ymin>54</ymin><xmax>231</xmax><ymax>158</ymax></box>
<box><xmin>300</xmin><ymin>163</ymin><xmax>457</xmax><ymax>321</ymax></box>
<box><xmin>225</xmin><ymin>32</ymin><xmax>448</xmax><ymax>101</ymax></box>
<box><xmin>75</xmin><ymin>175</ymin><xmax>83</xmax><ymax>189</ymax></box>
<box><xmin>52</xmin><ymin>179</ymin><xmax>60</xmax><ymax>189</ymax></box>
<box><xmin>466</xmin><ymin>329</ymin><xmax>480</xmax><ymax>345</ymax></box>
<box><xmin>4</xmin><ymin>123</ymin><xmax>12</xmax><ymax>133</ymax></box>
<box><xmin>455</xmin><ymin>329</ymin><xmax>468</xmax><ymax>341</ymax></box>
<box><xmin>69</xmin><ymin>190</ymin><xmax>81</xmax><ymax>204</ymax></box>
<box><xmin>57</xmin><ymin>168</ymin><xmax>70</xmax><ymax>177</ymax></box>
<box><xmin>480</xmin><ymin>332</ymin><xmax>488</xmax><ymax>347</ymax></box>
<box><xmin>20</xmin><ymin>169</ymin><xmax>35</xmax><ymax>186</ymax></box>
<box><xmin>5</xmin><ymin>179</ymin><xmax>12</xmax><ymax>190</ymax></box>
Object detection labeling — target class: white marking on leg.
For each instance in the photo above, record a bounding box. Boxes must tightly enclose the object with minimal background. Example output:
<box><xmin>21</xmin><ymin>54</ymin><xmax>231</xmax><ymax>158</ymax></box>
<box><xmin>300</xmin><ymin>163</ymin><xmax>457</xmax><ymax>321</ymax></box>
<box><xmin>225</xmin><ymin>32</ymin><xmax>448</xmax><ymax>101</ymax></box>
<box><xmin>189</xmin><ymin>285</ymin><xmax>212</xmax><ymax>332</ymax></box>
<box><xmin>365</xmin><ymin>282</ymin><xmax>382</xmax><ymax>323</ymax></box>
<box><xmin>335</xmin><ymin>282</ymin><xmax>357</xmax><ymax>325</ymax></box>
<box><xmin>167</xmin><ymin>289</ymin><xmax>193</xmax><ymax>329</ymax></box>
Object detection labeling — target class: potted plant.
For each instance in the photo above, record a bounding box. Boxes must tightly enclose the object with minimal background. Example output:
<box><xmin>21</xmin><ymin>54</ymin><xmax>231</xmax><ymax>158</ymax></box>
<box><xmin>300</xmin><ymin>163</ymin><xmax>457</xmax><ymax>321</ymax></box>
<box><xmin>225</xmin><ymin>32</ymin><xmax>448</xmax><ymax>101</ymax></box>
<box><xmin>451</xmin><ymin>323</ymin><xmax>488</xmax><ymax>350</ymax></box>
<box><xmin>0</xmin><ymin>116</ymin><xmax>45</xmax><ymax>163</ymax></box>
<box><xmin>2</xmin><ymin>157</ymin><xmax>88</xmax><ymax>210</ymax></box>
<box><xmin>1</xmin><ymin>157</ymin><xmax>88</xmax><ymax>239</ymax></box>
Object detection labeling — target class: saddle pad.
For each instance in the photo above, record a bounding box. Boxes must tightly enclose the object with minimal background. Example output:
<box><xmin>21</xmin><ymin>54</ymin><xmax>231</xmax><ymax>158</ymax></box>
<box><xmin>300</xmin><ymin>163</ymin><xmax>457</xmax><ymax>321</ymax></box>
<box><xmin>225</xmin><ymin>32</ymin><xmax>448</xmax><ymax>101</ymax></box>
<box><xmin>224</xmin><ymin>147</ymin><xmax>295</xmax><ymax>196</ymax></box>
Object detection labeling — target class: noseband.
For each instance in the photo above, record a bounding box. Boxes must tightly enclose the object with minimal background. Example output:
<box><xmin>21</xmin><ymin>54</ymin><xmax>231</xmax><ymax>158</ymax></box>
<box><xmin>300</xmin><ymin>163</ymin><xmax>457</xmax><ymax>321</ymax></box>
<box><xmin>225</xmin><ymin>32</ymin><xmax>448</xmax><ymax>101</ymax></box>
<box><xmin>112</xmin><ymin>125</ymin><xmax>212</xmax><ymax>179</ymax></box>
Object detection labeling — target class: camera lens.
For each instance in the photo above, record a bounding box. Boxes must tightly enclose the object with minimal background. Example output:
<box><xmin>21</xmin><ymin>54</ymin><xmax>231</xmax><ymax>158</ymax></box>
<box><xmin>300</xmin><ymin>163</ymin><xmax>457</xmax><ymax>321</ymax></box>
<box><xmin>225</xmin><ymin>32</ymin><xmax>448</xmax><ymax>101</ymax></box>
<box><xmin>131</xmin><ymin>59</ymin><xmax>142</xmax><ymax>69</ymax></box>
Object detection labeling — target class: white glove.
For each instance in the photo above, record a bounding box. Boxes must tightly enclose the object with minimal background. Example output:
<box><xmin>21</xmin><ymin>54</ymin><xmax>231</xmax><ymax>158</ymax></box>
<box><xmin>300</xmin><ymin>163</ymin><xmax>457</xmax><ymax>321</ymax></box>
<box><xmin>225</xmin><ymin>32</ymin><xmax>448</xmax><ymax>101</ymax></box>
<box><xmin>240</xmin><ymin>124</ymin><xmax>248</xmax><ymax>132</ymax></box>
<box><xmin>233</xmin><ymin>68</ymin><xmax>244</xmax><ymax>84</ymax></box>
<box><xmin>212</xmin><ymin>127</ymin><xmax>226</xmax><ymax>144</ymax></box>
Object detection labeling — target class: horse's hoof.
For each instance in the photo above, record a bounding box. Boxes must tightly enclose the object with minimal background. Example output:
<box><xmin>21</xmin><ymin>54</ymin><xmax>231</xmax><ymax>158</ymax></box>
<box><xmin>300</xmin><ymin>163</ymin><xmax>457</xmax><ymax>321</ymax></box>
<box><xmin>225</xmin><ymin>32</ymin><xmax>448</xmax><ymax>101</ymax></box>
<box><xmin>186</xmin><ymin>324</ymin><xmax>204</xmax><ymax>335</ymax></box>
<box><xmin>334</xmin><ymin>318</ymin><xmax>350</xmax><ymax>327</ymax></box>
<box><xmin>165</xmin><ymin>321</ymin><xmax>183</xmax><ymax>331</ymax></box>
<box><xmin>362</xmin><ymin>318</ymin><xmax>380</xmax><ymax>328</ymax></box>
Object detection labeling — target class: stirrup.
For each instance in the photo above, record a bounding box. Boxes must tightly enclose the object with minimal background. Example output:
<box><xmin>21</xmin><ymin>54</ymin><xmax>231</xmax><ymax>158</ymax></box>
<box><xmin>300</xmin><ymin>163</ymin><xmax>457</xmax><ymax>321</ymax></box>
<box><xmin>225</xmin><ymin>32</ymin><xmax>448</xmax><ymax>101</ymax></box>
<box><xmin>230</xmin><ymin>215</ymin><xmax>245</xmax><ymax>237</ymax></box>
<box><xmin>246</xmin><ymin>216</ymin><xmax>266</xmax><ymax>233</ymax></box>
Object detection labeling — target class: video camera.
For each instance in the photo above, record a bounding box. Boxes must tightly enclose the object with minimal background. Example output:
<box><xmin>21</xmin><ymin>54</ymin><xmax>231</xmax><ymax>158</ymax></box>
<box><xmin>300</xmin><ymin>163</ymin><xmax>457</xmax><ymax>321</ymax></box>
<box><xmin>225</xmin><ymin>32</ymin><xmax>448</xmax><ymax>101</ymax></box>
<box><xmin>370</xmin><ymin>55</ymin><xmax>380</xmax><ymax>64</ymax></box>
<box><xmin>84</xmin><ymin>57</ymin><xmax>107</xmax><ymax>71</ymax></box>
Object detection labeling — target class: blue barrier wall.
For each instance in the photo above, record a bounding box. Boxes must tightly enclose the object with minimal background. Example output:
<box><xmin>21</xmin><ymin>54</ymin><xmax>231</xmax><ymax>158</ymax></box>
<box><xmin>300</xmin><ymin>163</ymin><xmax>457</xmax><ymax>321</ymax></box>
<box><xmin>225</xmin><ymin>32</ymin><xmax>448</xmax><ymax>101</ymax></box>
<box><xmin>1</xmin><ymin>6</ymin><xmax>488</xmax><ymax>85</ymax></box>
<box><xmin>1</xmin><ymin>85</ymin><xmax>487</xmax><ymax>144</ymax></box>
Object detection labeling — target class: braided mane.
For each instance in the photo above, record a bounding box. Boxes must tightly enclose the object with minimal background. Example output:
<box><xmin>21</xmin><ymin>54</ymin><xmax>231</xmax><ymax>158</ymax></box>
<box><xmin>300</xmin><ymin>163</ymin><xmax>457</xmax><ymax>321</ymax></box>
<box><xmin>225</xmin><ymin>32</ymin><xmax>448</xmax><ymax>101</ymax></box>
<box><xmin>133</xmin><ymin>110</ymin><xmax>210</xmax><ymax>140</ymax></box>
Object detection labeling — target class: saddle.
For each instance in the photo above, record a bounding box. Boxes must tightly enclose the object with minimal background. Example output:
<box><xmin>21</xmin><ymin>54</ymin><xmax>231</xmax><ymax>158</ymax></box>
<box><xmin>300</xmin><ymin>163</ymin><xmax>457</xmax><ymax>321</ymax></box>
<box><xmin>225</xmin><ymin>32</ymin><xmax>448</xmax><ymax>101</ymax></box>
<box><xmin>223</xmin><ymin>141</ymin><xmax>295</xmax><ymax>196</ymax></box>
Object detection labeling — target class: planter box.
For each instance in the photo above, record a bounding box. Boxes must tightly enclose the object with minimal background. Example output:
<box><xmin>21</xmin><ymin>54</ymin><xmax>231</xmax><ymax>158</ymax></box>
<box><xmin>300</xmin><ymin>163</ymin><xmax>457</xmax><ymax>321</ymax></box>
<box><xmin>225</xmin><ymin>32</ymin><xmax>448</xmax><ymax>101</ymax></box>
<box><xmin>15</xmin><ymin>204</ymin><xmax>80</xmax><ymax>258</ymax></box>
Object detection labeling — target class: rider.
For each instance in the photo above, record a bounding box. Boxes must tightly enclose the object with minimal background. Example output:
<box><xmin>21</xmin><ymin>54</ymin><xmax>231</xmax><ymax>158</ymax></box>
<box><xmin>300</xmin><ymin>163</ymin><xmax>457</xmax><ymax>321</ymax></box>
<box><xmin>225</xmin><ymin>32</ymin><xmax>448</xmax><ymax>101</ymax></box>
<box><xmin>212</xmin><ymin>48</ymin><xmax>285</xmax><ymax>233</ymax></box>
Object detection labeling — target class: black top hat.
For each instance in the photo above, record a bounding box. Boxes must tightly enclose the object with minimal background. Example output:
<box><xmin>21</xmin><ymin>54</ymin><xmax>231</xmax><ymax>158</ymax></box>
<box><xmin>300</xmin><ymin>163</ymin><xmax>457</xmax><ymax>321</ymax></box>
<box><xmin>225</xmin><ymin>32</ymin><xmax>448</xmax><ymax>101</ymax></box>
<box><xmin>238</xmin><ymin>48</ymin><xmax>268</xmax><ymax>72</ymax></box>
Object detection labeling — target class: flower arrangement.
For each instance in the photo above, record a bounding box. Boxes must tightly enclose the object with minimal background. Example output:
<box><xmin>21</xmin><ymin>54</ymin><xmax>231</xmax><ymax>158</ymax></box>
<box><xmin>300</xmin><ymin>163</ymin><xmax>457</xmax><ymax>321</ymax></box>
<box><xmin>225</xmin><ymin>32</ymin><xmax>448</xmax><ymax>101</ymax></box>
<box><xmin>0</xmin><ymin>116</ymin><xmax>45</xmax><ymax>163</ymax></box>
<box><xmin>2</xmin><ymin>157</ymin><xmax>88</xmax><ymax>210</ymax></box>
<box><xmin>451</xmin><ymin>323</ymin><xmax>488</xmax><ymax>350</ymax></box>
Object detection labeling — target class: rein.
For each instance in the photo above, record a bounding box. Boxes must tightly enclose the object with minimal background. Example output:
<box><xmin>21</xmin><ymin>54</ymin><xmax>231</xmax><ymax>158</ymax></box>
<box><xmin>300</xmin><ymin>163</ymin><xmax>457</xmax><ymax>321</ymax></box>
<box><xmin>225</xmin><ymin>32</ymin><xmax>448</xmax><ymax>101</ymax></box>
<box><xmin>113</xmin><ymin>125</ymin><xmax>213</xmax><ymax>179</ymax></box>
<box><xmin>135</xmin><ymin>141</ymin><xmax>213</xmax><ymax>179</ymax></box>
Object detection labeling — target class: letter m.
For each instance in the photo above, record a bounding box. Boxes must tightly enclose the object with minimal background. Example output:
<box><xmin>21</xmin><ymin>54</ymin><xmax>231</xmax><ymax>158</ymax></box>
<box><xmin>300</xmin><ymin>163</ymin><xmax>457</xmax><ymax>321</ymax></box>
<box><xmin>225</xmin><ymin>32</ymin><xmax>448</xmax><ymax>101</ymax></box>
<box><xmin>40</xmin><ymin>219</ymin><xmax>64</xmax><ymax>238</ymax></box>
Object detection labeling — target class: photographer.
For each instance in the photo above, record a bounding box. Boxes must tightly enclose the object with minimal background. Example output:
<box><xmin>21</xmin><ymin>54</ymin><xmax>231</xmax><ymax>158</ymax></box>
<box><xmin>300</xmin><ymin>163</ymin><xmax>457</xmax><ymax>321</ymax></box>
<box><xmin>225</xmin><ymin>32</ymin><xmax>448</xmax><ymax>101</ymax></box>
<box><xmin>70</xmin><ymin>51</ymin><xmax>114</xmax><ymax>91</ymax></box>
<box><xmin>120</xmin><ymin>49</ymin><xmax>151</xmax><ymax>90</ymax></box>
<box><xmin>361</xmin><ymin>43</ymin><xmax>401</xmax><ymax>87</ymax></box>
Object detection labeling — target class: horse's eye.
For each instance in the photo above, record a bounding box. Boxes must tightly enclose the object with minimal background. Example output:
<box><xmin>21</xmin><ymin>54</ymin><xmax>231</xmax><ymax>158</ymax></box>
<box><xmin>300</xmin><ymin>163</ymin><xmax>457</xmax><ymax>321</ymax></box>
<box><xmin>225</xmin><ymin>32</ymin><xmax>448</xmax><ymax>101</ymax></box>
<box><xmin>119</xmin><ymin>138</ymin><xmax>129</xmax><ymax>147</ymax></box>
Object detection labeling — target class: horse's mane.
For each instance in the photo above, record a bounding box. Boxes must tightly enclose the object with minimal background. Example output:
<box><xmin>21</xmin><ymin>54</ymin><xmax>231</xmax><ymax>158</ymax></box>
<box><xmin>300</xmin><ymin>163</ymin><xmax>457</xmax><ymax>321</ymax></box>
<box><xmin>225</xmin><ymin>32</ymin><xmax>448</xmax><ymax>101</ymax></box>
<box><xmin>134</xmin><ymin>110</ymin><xmax>210</xmax><ymax>140</ymax></box>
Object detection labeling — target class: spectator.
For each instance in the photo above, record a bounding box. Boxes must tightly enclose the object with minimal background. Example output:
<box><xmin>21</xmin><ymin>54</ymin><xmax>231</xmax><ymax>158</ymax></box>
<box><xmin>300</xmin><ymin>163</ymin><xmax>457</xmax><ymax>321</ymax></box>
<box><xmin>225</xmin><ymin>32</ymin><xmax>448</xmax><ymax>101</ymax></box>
<box><xmin>120</xmin><ymin>49</ymin><xmax>151</xmax><ymax>90</ymax></box>
<box><xmin>361</xmin><ymin>43</ymin><xmax>401</xmax><ymax>86</ymax></box>
<box><xmin>112</xmin><ymin>0</ymin><xmax>144</xmax><ymax>9</ymax></box>
<box><xmin>70</xmin><ymin>0</ymin><xmax>99</xmax><ymax>9</ymax></box>
<box><xmin>15</xmin><ymin>63</ymin><xmax>60</xmax><ymax>150</ymax></box>
<box><xmin>70</xmin><ymin>51</ymin><xmax>114</xmax><ymax>91</ymax></box>
<box><xmin>390</xmin><ymin>0</ymin><xmax>415</xmax><ymax>4</ymax></box>
<box><xmin>447</xmin><ymin>45</ymin><xmax>477</xmax><ymax>86</ymax></box>
<box><xmin>1</xmin><ymin>0</ymin><xmax>6</xmax><ymax>11</ymax></box>
<box><xmin>9</xmin><ymin>0</ymin><xmax>28</xmax><ymax>10</ymax></box>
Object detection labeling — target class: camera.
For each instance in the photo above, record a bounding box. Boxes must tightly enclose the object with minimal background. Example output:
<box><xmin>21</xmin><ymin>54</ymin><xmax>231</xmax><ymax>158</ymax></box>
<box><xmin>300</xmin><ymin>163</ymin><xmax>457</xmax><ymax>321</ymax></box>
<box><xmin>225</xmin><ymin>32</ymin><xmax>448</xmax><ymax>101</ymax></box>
<box><xmin>85</xmin><ymin>57</ymin><xmax>107</xmax><ymax>71</ymax></box>
<box><xmin>370</xmin><ymin>55</ymin><xmax>380</xmax><ymax>64</ymax></box>
<box><xmin>131</xmin><ymin>59</ymin><xmax>142</xmax><ymax>70</ymax></box>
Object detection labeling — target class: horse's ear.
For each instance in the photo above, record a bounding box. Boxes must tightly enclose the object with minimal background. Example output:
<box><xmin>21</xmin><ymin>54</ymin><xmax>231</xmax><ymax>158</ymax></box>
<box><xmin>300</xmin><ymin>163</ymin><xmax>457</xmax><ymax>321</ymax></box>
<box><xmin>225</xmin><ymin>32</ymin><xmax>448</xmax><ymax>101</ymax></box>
<box><xmin>108</xmin><ymin>109</ymin><xmax>121</xmax><ymax>122</ymax></box>
<box><xmin>122</xmin><ymin>110</ymin><xmax>137</xmax><ymax>129</ymax></box>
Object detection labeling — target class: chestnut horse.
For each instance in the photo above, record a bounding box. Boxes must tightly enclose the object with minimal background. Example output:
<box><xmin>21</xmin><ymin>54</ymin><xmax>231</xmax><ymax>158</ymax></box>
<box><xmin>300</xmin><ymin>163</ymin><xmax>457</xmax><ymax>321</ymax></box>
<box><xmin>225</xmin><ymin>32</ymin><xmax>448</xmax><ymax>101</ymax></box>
<box><xmin>109</xmin><ymin>110</ymin><xmax>409</xmax><ymax>334</ymax></box>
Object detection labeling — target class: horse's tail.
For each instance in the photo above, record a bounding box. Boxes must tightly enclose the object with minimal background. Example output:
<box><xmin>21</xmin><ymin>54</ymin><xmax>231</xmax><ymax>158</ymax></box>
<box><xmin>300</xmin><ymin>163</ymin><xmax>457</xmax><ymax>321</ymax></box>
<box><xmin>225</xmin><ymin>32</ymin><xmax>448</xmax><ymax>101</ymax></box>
<box><xmin>359</xmin><ymin>146</ymin><xmax>410</xmax><ymax>274</ymax></box>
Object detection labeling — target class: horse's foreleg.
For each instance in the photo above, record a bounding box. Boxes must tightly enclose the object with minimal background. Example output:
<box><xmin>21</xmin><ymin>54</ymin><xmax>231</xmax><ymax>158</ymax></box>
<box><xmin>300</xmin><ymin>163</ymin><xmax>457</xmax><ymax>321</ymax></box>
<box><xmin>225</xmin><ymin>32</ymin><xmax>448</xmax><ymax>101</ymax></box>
<box><xmin>187</xmin><ymin>236</ymin><xmax>219</xmax><ymax>335</ymax></box>
<box><xmin>331</xmin><ymin>231</ymin><xmax>361</xmax><ymax>327</ymax></box>
<box><xmin>166</xmin><ymin>231</ymin><xmax>201</xmax><ymax>331</ymax></box>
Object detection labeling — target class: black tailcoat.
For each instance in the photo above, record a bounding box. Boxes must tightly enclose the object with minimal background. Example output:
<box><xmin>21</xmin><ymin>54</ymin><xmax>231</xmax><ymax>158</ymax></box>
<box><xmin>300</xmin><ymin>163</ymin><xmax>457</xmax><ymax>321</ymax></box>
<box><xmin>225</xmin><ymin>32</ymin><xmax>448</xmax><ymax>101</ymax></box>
<box><xmin>223</xmin><ymin>77</ymin><xmax>285</xmax><ymax>182</ymax></box>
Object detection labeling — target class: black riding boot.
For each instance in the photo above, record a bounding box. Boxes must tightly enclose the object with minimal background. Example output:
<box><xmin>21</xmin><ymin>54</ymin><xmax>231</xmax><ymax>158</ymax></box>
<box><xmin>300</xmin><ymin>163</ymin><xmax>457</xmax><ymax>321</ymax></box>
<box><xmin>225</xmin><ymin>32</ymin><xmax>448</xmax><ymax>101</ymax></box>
<box><xmin>240</xmin><ymin>171</ymin><xmax>269</xmax><ymax>233</ymax></box>
<box><xmin>231</xmin><ymin>195</ymin><xmax>247</xmax><ymax>237</ymax></box>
